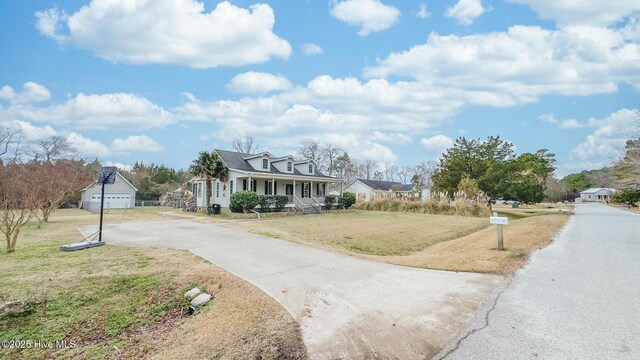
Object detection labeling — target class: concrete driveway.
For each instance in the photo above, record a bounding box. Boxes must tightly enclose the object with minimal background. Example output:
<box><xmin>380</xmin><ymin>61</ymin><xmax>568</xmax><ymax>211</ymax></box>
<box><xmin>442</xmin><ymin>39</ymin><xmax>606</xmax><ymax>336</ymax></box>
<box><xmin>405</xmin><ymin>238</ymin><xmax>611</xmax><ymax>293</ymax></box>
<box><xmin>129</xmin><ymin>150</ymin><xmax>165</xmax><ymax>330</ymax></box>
<box><xmin>436</xmin><ymin>204</ymin><xmax>640</xmax><ymax>359</ymax></box>
<box><xmin>80</xmin><ymin>218</ymin><xmax>502</xmax><ymax>359</ymax></box>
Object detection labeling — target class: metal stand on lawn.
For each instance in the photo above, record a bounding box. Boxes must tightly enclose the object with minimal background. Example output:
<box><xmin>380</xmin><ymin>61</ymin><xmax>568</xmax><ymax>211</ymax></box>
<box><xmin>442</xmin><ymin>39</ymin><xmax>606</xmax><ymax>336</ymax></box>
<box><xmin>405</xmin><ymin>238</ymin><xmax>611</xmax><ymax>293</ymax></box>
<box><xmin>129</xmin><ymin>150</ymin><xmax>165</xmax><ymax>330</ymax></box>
<box><xmin>60</xmin><ymin>166</ymin><xmax>116</xmax><ymax>252</ymax></box>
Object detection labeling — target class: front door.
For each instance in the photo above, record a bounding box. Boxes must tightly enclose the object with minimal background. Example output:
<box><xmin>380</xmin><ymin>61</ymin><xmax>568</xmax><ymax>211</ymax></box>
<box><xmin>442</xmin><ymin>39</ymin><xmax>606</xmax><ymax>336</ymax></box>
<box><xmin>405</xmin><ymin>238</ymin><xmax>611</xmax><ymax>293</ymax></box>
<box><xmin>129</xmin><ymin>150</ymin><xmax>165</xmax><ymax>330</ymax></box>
<box><xmin>286</xmin><ymin>184</ymin><xmax>293</xmax><ymax>195</ymax></box>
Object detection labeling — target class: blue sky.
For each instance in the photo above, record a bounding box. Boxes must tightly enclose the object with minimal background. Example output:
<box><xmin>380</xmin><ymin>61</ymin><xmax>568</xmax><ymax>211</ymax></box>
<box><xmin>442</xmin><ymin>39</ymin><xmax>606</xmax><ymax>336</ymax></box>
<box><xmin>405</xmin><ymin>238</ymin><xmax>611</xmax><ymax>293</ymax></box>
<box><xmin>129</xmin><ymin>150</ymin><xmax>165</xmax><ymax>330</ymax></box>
<box><xmin>0</xmin><ymin>0</ymin><xmax>638</xmax><ymax>177</ymax></box>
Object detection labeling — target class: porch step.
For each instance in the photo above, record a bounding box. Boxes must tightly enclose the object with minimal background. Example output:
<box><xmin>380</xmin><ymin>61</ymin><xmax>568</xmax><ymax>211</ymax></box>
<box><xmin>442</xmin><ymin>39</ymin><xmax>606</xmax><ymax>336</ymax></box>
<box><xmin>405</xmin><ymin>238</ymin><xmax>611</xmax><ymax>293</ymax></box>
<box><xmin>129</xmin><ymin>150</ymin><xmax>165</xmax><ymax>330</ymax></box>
<box><xmin>301</xmin><ymin>205</ymin><xmax>322</xmax><ymax>215</ymax></box>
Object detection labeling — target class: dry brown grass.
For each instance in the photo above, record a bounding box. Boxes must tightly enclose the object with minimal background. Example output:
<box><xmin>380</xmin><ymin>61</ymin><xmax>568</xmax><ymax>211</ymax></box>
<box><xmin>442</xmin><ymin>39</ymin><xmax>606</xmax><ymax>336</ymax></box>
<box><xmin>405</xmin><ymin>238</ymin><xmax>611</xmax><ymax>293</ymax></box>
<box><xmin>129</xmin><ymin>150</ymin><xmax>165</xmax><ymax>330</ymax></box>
<box><xmin>228</xmin><ymin>210</ymin><xmax>569</xmax><ymax>274</ymax></box>
<box><xmin>379</xmin><ymin>213</ymin><xmax>569</xmax><ymax>274</ymax></box>
<box><xmin>0</xmin><ymin>209</ymin><xmax>306</xmax><ymax>360</ymax></box>
<box><xmin>229</xmin><ymin>210</ymin><xmax>488</xmax><ymax>256</ymax></box>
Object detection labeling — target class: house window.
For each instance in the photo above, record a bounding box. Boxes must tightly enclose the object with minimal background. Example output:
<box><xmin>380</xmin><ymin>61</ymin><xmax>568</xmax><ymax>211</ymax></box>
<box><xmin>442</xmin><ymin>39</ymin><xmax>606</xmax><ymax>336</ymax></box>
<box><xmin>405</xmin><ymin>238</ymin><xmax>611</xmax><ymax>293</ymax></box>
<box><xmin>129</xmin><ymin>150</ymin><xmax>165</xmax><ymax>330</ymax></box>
<box><xmin>287</xmin><ymin>161</ymin><xmax>292</xmax><ymax>172</ymax></box>
<box><xmin>230</xmin><ymin>180</ymin><xmax>234</xmax><ymax>195</ymax></box>
<box><xmin>197</xmin><ymin>183</ymin><xmax>202</xmax><ymax>196</ymax></box>
<box><xmin>286</xmin><ymin>184</ymin><xmax>293</xmax><ymax>195</ymax></box>
<box><xmin>216</xmin><ymin>182</ymin><xmax>220</xmax><ymax>197</ymax></box>
<box><xmin>309</xmin><ymin>164</ymin><xmax>313</xmax><ymax>173</ymax></box>
<box><xmin>303</xmin><ymin>183</ymin><xmax>310</xmax><ymax>198</ymax></box>
<box><xmin>263</xmin><ymin>158</ymin><xmax>269</xmax><ymax>170</ymax></box>
<box><xmin>318</xmin><ymin>183</ymin><xmax>325</xmax><ymax>196</ymax></box>
<box><xmin>264</xmin><ymin>181</ymin><xmax>273</xmax><ymax>195</ymax></box>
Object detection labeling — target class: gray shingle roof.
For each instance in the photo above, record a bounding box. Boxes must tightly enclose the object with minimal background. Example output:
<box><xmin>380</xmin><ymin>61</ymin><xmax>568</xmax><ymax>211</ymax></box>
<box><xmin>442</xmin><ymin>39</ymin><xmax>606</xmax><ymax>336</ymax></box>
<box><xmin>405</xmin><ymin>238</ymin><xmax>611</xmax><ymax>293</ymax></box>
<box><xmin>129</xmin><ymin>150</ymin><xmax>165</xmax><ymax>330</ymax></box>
<box><xmin>215</xmin><ymin>149</ymin><xmax>337</xmax><ymax>179</ymax></box>
<box><xmin>356</xmin><ymin>179</ymin><xmax>414</xmax><ymax>191</ymax></box>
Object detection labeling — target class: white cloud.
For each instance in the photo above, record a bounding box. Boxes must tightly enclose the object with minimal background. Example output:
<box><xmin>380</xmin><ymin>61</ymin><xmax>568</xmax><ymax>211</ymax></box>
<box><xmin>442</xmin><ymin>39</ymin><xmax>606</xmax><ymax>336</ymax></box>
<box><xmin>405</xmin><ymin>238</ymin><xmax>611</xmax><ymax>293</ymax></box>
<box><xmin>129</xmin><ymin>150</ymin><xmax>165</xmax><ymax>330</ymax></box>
<box><xmin>445</xmin><ymin>0</ymin><xmax>485</xmax><ymax>26</ymax></box>
<box><xmin>539</xmin><ymin>113</ymin><xmax>558</xmax><ymax>124</ymax></box>
<box><xmin>227</xmin><ymin>72</ymin><xmax>293</xmax><ymax>94</ymax></box>
<box><xmin>103</xmin><ymin>161</ymin><xmax>133</xmax><ymax>172</ymax></box>
<box><xmin>5</xmin><ymin>92</ymin><xmax>174</xmax><ymax>130</ymax></box>
<box><xmin>360</xmin><ymin>142</ymin><xmax>397</xmax><ymax>162</ymax></box>
<box><xmin>507</xmin><ymin>0</ymin><xmax>640</xmax><ymax>27</ymax></box>
<box><xmin>4</xmin><ymin>120</ymin><xmax>57</xmax><ymax>140</ymax></box>
<box><xmin>35</xmin><ymin>0</ymin><xmax>291</xmax><ymax>68</ymax></box>
<box><xmin>365</xmin><ymin>24</ymin><xmax>640</xmax><ymax>105</ymax></box>
<box><xmin>420</xmin><ymin>135</ymin><xmax>454</xmax><ymax>155</ymax></box>
<box><xmin>559</xmin><ymin>119</ymin><xmax>585</xmax><ymax>129</ymax></box>
<box><xmin>301</xmin><ymin>43</ymin><xmax>324</xmax><ymax>56</ymax></box>
<box><xmin>569</xmin><ymin>108</ymin><xmax>638</xmax><ymax>169</ymax></box>
<box><xmin>330</xmin><ymin>0</ymin><xmax>401</xmax><ymax>36</ymax></box>
<box><xmin>370</xmin><ymin>131</ymin><xmax>412</xmax><ymax>144</ymax></box>
<box><xmin>0</xmin><ymin>82</ymin><xmax>51</xmax><ymax>104</ymax></box>
<box><xmin>66</xmin><ymin>132</ymin><xmax>111</xmax><ymax>157</ymax></box>
<box><xmin>111</xmin><ymin>135</ymin><xmax>165</xmax><ymax>154</ymax></box>
<box><xmin>416</xmin><ymin>3</ymin><xmax>430</xmax><ymax>19</ymax></box>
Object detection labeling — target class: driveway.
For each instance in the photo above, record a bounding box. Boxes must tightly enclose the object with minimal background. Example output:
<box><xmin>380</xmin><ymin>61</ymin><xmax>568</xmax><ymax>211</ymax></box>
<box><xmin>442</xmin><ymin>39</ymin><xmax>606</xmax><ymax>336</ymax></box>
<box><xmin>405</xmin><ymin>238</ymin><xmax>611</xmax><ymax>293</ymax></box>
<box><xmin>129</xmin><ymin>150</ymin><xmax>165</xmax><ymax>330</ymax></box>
<box><xmin>436</xmin><ymin>204</ymin><xmax>640</xmax><ymax>359</ymax></box>
<box><xmin>80</xmin><ymin>218</ymin><xmax>502</xmax><ymax>359</ymax></box>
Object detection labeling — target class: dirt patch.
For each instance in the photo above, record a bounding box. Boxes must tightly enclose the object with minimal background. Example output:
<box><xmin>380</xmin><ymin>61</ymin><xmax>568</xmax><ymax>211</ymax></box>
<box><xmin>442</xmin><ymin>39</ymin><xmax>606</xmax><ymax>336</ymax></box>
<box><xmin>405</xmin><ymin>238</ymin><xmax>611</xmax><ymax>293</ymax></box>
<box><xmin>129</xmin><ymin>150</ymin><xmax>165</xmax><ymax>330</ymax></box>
<box><xmin>379</xmin><ymin>213</ymin><xmax>570</xmax><ymax>274</ymax></box>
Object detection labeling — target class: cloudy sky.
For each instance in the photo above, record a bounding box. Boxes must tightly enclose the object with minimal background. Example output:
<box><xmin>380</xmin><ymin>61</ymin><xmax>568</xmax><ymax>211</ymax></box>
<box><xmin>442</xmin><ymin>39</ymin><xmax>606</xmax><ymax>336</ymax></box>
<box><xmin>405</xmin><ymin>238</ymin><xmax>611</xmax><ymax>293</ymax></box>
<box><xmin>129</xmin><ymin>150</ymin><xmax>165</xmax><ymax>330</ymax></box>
<box><xmin>1</xmin><ymin>0</ymin><xmax>638</xmax><ymax>176</ymax></box>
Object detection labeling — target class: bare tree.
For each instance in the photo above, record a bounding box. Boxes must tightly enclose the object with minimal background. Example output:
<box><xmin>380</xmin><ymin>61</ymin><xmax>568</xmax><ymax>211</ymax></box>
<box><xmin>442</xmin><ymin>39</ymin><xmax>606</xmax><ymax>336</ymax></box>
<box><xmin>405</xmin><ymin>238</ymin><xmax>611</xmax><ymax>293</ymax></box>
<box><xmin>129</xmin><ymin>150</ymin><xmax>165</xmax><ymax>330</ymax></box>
<box><xmin>322</xmin><ymin>144</ymin><xmax>343</xmax><ymax>176</ymax></box>
<box><xmin>27</xmin><ymin>135</ymin><xmax>78</xmax><ymax>163</ymax></box>
<box><xmin>0</xmin><ymin>125</ymin><xmax>23</xmax><ymax>162</ymax></box>
<box><xmin>382</xmin><ymin>163</ymin><xmax>398</xmax><ymax>182</ymax></box>
<box><xmin>33</xmin><ymin>160</ymin><xmax>94</xmax><ymax>225</ymax></box>
<box><xmin>233</xmin><ymin>136</ymin><xmax>260</xmax><ymax>154</ymax></box>
<box><xmin>414</xmin><ymin>161</ymin><xmax>437</xmax><ymax>186</ymax></box>
<box><xmin>397</xmin><ymin>165</ymin><xmax>414</xmax><ymax>184</ymax></box>
<box><xmin>299</xmin><ymin>138</ymin><xmax>327</xmax><ymax>170</ymax></box>
<box><xmin>1</xmin><ymin>162</ymin><xmax>40</xmax><ymax>253</ymax></box>
<box><xmin>357</xmin><ymin>159</ymin><xmax>377</xmax><ymax>180</ymax></box>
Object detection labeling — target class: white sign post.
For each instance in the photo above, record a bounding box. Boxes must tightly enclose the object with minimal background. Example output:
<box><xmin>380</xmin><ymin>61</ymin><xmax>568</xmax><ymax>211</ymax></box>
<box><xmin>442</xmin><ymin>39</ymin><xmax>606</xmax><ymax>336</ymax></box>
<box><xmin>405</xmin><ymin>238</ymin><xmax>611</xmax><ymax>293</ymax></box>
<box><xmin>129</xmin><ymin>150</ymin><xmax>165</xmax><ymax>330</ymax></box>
<box><xmin>490</xmin><ymin>212</ymin><xmax>509</xmax><ymax>250</ymax></box>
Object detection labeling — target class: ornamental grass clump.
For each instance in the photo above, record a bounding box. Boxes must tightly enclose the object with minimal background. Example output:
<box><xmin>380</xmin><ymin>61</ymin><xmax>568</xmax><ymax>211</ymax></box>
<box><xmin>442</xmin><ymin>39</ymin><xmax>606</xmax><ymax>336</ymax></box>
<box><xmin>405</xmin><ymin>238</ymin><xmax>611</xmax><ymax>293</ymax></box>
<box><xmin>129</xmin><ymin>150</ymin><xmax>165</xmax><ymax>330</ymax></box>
<box><xmin>353</xmin><ymin>190</ymin><xmax>491</xmax><ymax>217</ymax></box>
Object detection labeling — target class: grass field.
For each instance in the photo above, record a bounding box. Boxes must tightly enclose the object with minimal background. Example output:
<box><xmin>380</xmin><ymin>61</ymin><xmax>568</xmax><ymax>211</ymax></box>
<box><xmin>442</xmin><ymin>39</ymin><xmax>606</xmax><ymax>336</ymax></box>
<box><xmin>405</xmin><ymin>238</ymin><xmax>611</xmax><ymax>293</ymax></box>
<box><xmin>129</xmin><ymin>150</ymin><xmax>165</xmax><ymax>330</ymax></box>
<box><xmin>230</xmin><ymin>210</ymin><xmax>488</xmax><ymax>256</ymax></box>
<box><xmin>0</xmin><ymin>209</ymin><xmax>306</xmax><ymax>360</ymax></box>
<box><xmin>228</xmin><ymin>209</ymin><xmax>570</xmax><ymax>274</ymax></box>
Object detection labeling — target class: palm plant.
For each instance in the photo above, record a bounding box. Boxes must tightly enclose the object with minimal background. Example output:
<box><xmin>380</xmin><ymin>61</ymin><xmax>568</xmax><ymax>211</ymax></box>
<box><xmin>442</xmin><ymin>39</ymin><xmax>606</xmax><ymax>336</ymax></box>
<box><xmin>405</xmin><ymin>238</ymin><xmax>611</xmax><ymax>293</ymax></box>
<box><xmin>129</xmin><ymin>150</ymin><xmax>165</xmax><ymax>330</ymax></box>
<box><xmin>189</xmin><ymin>151</ymin><xmax>227</xmax><ymax>207</ymax></box>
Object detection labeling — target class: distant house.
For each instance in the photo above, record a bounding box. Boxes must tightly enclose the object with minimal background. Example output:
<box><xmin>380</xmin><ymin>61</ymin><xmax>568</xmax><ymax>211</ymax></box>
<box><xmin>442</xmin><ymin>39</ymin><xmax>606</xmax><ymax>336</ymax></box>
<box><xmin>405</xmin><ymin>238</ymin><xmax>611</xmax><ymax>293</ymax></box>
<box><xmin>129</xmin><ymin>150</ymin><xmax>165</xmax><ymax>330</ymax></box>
<box><xmin>578</xmin><ymin>188</ymin><xmax>616</xmax><ymax>202</ymax></box>
<box><xmin>343</xmin><ymin>179</ymin><xmax>430</xmax><ymax>201</ymax></box>
<box><xmin>191</xmin><ymin>149</ymin><xmax>342</xmax><ymax>212</ymax></box>
<box><xmin>79</xmin><ymin>172</ymin><xmax>137</xmax><ymax>210</ymax></box>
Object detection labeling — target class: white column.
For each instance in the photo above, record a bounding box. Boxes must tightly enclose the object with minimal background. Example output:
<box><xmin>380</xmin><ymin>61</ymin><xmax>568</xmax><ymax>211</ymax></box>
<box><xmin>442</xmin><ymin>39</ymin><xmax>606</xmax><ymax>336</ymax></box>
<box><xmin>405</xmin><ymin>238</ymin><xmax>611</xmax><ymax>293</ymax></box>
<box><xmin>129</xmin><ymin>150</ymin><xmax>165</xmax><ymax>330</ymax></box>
<box><xmin>271</xmin><ymin>178</ymin><xmax>275</xmax><ymax>195</ymax></box>
<box><xmin>249</xmin><ymin>176</ymin><xmax>253</xmax><ymax>191</ymax></box>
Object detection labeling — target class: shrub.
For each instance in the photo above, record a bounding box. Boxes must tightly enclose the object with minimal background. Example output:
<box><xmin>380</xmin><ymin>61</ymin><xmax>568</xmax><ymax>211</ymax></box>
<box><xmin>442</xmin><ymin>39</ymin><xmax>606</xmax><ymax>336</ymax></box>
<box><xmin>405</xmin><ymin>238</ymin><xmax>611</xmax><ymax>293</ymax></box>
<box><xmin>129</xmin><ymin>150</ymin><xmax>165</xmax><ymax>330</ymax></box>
<box><xmin>340</xmin><ymin>192</ymin><xmax>356</xmax><ymax>209</ymax></box>
<box><xmin>612</xmin><ymin>188</ymin><xmax>640</xmax><ymax>204</ymax></box>
<box><xmin>324</xmin><ymin>195</ymin><xmax>337</xmax><ymax>210</ymax></box>
<box><xmin>230</xmin><ymin>191</ymin><xmax>259</xmax><ymax>213</ymax></box>
<box><xmin>258</xmin><ymin>195</ymin><xmax>275</xmax><ymax>212</ymax></box>
<box><xmin>274</xmin><ymin>195</ymin><xmax>289</xmax><ymax>211</ymax></box>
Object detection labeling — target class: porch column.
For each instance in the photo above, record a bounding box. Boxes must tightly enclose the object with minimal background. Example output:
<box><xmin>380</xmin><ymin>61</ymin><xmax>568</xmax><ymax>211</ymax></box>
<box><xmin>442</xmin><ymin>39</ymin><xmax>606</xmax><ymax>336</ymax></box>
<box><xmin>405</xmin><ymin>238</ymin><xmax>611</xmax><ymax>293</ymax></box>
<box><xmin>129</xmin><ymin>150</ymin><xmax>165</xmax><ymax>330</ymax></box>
<box><xmin>249</xmin><ymin>176</ymin><xmax>253</xmax><ymax>191</ymax></box>
<box><xmin>311</xmin><ymin>181</ymin><xmax>314</xmax><ymax>197</ymax></box>
<box><xmin>271</xmin><ymin>178</ymin><xmax>275</xmax><ymax>195</ymax></box>
<box><xmin>293</xmin><ymin>179</ymin><xmax>296</xmax><ymax>197</ymax></box>
<box><xmin>340</xmin><ymin>181</ymin><xmax>343</xmax><ymax>196</ymax></box>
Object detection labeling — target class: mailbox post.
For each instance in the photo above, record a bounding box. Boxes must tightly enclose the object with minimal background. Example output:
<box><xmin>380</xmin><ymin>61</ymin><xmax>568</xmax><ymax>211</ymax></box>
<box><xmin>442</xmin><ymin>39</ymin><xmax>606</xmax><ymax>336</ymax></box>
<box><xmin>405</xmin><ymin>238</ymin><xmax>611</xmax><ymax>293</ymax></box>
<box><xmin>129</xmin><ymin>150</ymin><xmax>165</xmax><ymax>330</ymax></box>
<box><xmin>489</xmin><ymin>211</ymin><xmax>509</xmax><ymax>250</ymax></box>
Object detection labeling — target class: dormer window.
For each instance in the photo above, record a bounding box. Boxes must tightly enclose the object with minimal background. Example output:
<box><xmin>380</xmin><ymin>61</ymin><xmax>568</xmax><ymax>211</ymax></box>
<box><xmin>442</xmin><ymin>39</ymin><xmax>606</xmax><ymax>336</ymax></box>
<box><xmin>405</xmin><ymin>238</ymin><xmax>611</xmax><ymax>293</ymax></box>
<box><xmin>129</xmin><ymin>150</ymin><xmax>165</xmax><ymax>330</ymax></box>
<box><xmin>308</xmin><ymin>164</ymin><xmax>313</xmax><ymax>173</ymax></box>
<box><xmin>262</xmin><ymin>158</ymin><xmax>269</xmax><ymax>170</ymax></box>
<box><xmin>287</xmin><ymin>161</ymin><xmax>292</xmax><ymax>172</ymax></box>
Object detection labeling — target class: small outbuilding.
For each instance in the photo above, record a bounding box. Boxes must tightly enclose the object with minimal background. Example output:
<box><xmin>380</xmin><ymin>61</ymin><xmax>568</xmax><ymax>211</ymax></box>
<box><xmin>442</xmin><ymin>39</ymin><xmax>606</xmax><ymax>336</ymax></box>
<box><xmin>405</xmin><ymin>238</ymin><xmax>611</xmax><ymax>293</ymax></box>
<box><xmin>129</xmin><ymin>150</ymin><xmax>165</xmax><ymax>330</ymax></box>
<box><xmin>578</xmin><ymin>188</ymin><xmax>616</xmax><ymax>203</ymax></box>
<box><xmin>79</xmin><ymin>172</ymin><xmax>137</xmax><ymax>211</ymax></box>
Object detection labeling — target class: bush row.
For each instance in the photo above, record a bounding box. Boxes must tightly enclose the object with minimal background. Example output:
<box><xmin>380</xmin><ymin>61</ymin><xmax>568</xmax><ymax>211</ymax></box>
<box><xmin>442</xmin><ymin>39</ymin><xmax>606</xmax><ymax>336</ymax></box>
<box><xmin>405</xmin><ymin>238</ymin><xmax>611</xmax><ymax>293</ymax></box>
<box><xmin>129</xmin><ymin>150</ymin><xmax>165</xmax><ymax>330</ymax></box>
<box><xmin>353</xmin><ymin>196</ymin><xmax>492</xmax><ymax>217</ymax></box>
<box><xmin>229</xmin><ymin>191</ymin><xmax>357</xmax><ymax>213</ymax></box>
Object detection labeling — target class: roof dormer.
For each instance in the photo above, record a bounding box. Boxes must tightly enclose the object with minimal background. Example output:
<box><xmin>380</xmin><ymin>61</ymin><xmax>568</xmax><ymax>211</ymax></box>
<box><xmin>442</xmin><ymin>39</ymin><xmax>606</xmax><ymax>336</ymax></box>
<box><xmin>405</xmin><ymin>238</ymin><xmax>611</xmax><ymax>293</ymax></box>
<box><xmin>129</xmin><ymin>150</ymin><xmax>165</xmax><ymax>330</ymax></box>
<box><xmin>294</xmin><ymin>160</ymin><xmax>316</xmax><ymax>175</ymax></box>
<box><xmin>243</xmin><ymin>152</ymin><xmax>274</xmax><ymax>171</ymax></box>
<box><xmin>271</xmin><ymin>155</ymin><xmax>296</xmax><ymax>173</ymax></box>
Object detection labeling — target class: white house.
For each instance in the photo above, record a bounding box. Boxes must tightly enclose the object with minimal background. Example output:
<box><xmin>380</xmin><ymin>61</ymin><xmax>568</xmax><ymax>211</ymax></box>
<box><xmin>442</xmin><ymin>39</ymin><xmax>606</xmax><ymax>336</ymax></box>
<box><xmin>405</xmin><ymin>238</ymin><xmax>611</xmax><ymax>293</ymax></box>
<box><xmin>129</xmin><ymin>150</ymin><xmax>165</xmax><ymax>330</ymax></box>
<box><xmin>195</xmin><ymin>149</ymin><xmax>342</xmax><ymax>212</ymax></box>
<box><xmin>343</xmin><ymin>179</ymin><xmax>429</xmax><ymax>201</ymax></box>
<box><xmin>79</xmin><ymin>172</ymin><xmax>137</xmax><ymax>210</ymax></box>
<box><xmin>579</xmin><ymin>188</ymin><xmax>616</xmax><ymax>202</ymax></box>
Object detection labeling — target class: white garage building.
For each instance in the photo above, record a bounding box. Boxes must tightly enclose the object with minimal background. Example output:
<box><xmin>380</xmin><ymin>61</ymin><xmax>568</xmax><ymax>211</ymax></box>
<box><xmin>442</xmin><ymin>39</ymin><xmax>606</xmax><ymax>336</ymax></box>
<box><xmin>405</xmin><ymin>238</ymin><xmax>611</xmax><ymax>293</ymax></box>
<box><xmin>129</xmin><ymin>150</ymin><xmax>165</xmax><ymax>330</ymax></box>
<box><xmin>79</xmin><ymin>172</ymin><xmax>138</xmax><ymax>211</ymax></box>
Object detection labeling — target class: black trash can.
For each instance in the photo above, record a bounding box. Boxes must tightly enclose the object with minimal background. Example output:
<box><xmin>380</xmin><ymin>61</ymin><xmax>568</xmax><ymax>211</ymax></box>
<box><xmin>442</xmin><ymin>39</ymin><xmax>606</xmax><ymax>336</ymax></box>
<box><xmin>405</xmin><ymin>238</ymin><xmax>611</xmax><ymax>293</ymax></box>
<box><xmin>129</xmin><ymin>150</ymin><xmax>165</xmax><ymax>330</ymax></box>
<box><xmin>208</xmin><ymin>204</ymin><xmax>221</xmax><ymax>215</ymax></box>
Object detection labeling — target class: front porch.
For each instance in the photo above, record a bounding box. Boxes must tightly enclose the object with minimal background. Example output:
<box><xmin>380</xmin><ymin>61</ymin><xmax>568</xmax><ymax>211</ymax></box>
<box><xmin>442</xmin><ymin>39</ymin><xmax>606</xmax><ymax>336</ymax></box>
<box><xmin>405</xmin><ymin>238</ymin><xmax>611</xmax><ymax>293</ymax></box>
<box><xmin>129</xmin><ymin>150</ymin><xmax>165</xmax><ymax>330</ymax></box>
<box><xmin>232</xmin><ymin>176</ymin><xmax>338</xmax><ymax>213</ymax></box>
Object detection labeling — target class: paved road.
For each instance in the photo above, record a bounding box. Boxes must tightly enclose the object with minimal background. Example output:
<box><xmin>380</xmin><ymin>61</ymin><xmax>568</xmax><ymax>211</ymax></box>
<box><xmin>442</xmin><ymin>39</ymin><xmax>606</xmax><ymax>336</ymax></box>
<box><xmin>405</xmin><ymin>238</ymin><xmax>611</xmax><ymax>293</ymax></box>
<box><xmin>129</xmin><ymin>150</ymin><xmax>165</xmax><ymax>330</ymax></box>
<box><xmin>436</xmin><ymin>204</ymin><xmax>640</xmax><ymax>360</ymax></box>
<box><xmin>80</xmin><ymin>218</ymin><xmax>502</xmax><ymax>359</ymax></box>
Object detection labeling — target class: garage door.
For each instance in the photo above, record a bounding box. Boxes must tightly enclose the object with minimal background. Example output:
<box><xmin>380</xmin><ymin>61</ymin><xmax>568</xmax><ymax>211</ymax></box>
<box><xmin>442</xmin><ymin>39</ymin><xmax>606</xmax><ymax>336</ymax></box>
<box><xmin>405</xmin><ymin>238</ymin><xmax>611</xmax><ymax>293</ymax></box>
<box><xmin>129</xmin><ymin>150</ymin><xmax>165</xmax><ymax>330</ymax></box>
<box><xmin>90</xmin><ymin>193</ymin><xmax>132</xmax><ymax>209</ymax></box>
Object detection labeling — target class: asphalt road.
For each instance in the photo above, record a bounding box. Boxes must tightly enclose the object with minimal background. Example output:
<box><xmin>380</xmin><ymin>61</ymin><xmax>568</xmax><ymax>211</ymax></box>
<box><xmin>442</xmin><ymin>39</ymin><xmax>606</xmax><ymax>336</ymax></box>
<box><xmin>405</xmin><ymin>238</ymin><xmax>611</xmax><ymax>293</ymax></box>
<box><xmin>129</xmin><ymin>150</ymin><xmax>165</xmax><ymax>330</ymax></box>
<box><xmin>80</xmin><ymin>217</ymin><xmax>502</xmax><ymax>359</ymax></box>
<box><xmin>436</xmin><ymin>203</ymin><xmax>640</xmax><ymax>360</ymax></box>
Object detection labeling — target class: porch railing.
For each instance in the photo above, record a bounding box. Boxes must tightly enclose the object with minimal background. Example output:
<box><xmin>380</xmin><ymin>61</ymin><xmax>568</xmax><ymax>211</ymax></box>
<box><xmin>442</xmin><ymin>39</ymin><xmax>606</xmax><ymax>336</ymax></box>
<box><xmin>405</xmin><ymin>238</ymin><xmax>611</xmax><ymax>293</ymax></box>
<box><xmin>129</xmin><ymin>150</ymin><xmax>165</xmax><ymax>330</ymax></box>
<box><xmin>292</xmin><ymin>195</ymin><xmax>305</xmax><ymax>212</ymax></box>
